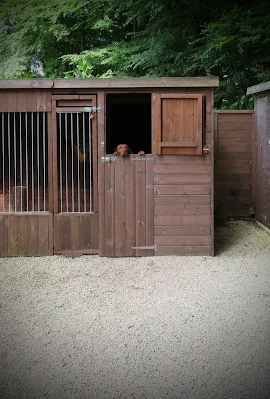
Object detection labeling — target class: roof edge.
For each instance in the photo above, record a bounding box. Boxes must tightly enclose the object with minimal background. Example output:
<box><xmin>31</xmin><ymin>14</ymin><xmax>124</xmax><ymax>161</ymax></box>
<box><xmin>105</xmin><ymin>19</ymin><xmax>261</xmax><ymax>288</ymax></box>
<box><xmin>0</xmin><ymin>77</ymin><xmax>219</xmax><ymax>90</ymax></box>
<box><xmin>247</xmin><ymin>81</ymin><xmax>270</xmax><ymax>95</ymax></box>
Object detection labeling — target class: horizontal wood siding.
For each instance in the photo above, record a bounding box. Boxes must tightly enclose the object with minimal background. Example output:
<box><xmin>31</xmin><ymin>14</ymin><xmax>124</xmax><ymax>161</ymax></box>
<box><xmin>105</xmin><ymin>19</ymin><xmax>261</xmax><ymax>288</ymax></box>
<box><xmin>154</xmin><ymin>89</ymin><xmax>213</xmax><ymax>256</ymax></box>
<box><xmin>215</xmin><ymin>111</ymin><xmax>253</xmax><ymax>218</ymax></box>
<box><xmin>54</xmin><ymin>213</ymin><xmax>98</xmax><ymax>254</ymax></box>
<box><xmin>0</xmin><ymin>213</ymin><xmax>53</xmax><ymax>256</ymax></box>
<box><xmin>0</xmin><ymin>90</ymin><xmax>52</xmax><ymax>112</ymax></box>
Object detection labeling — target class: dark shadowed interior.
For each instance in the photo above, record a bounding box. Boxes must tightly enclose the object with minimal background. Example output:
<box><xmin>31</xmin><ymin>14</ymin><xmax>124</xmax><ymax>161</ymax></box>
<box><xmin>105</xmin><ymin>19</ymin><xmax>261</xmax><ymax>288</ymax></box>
<box><xmin>106</xmin><ymin>93</ymin><xmax>152</xmax><ymax>154</ymax></box>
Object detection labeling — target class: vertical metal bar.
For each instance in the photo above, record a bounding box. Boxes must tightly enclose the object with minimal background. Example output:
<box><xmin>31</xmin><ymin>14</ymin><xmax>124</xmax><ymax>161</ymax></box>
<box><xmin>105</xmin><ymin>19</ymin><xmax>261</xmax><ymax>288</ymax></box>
<box><xmin>2</xmin><ymin>113</ymin><xmax>4</xmax><ymax>212</ymax></box>
<box><xmin>59</xmin><ymin>113</ymin><xmax>63</xmax><ymax>213</ymax></box>
<box><xmin>71</xmin><ymin>113</ymin><xmax>74</xmax><ymax>212</ymax></box>
<box><xmin>43</xmin><ymin>112</ymin><xmax>46</xmax><ymax>212</ymax></box>
<box><xmin>14</xmin><ymin>113</ymin><xmax>17</xmax><ymax>212</ymax></box>
<box><xmin>89</xmin><ymin>113</ymin><xmax>92</xmax><ymax>212</ymax></box>
<box><xmin>32</xmin><ymin>113</ymin><xmax>34</xmax><ymax>211</ymax></box>
<box><xmin>65</xmin><ymin>113</ymin><xmax>68</xmax><ymax>212</ymax></box>
<box><xmin>8</xmin><ymin>113</ymin><xmax>11</xmax><ymax>212</ymax></box>
<box><xmin>37</xmin><ymin>113</ymin><xmax>40</xmax><ymax>211</ymax></box>
<box><xmin>83</xmin><ymin>113</ymin><xmax>86</xmax><ymax>212</ymax></box>
<box><xmin>19</xmin><ymin>112</ymin><xmax>22</xmax><ymax>212</ymax></box>
<box><xmin>77</xmin><ymin>112</ymin><xmax>80</xmax><ymax>212</ymax></box>
<box><xmin>25</xmin><ymin>113</ymin><xmax>28</xmax><ymax>211</ymax></box>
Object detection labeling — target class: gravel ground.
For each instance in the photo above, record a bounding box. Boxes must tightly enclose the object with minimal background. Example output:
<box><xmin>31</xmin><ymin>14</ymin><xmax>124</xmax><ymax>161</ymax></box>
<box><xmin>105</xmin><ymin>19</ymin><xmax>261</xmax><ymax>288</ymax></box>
<box><xmin>0</xmin><ymin>220</ymin><xmax>270</xmax><ymax>399</ymax></box>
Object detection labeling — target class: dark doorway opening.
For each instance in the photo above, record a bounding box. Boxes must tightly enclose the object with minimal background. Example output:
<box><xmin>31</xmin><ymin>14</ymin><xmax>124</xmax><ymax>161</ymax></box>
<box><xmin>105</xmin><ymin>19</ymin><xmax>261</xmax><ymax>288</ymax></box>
<box><xmin>106</xmin><ymin>93</ymin><xmax>152</xmax><ymax>154</ymax></box>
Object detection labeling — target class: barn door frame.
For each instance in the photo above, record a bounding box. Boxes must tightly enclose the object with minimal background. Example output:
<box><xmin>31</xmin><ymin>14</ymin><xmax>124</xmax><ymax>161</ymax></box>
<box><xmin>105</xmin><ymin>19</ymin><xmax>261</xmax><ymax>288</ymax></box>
<box><xmin>51</xmin><ymin>94</ymin><xmax>99</xmax><ymax>255</ymax></box>
<box><xmin>98</xmin><ymin>91</ymin><xmax>155</xmax><ymax>257</ymax></box>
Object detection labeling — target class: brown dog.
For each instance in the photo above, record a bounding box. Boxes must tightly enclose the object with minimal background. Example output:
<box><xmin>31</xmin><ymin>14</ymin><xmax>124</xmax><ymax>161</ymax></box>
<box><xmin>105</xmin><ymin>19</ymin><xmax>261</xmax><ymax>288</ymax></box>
<box><xmin>114</xmin><ymin>144</ymin><xmax>130</xmax><ymax>157</ymax></box>
<box><xmin>138</xmin><ymin>151</ymin><xmax>145</xmax><ymax>156</ymax></box>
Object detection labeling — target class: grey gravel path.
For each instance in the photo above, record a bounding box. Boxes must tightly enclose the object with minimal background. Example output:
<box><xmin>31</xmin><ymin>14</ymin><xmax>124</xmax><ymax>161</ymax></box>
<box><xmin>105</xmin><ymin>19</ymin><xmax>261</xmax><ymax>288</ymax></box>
<box><xmin>0</xmin><ymin>220</ymin><xmax>270</xmax><ymax>399</ymax></box>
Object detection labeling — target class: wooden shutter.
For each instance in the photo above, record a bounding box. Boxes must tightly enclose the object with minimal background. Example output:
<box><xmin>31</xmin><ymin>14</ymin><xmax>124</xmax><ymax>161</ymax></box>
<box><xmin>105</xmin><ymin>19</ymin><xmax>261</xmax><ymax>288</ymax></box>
<box><xmin>152</xmin><ymin>93</ymin><xmax>203</xmax><ymax>155</ymax></box>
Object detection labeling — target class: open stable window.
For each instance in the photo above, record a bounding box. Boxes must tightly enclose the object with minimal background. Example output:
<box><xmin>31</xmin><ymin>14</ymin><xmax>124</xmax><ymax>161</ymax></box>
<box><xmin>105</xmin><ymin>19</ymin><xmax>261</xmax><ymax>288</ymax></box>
<box><xmin>152</xmin><ymin>93</ymin><xmax>203</xmax><ymax>155</ymax></box>
<box><xmin>106</xmin><ymin>94</ymin><xmax>152</xmax><ymax>155</ymax></box>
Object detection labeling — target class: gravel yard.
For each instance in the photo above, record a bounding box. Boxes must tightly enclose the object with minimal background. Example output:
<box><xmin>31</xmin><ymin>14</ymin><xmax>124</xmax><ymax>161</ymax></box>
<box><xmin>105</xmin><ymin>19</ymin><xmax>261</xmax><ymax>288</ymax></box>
<box><xmin>0</xmin><ymin>220</ymin><xmax>270</xmax><ymax>399</ymax></box>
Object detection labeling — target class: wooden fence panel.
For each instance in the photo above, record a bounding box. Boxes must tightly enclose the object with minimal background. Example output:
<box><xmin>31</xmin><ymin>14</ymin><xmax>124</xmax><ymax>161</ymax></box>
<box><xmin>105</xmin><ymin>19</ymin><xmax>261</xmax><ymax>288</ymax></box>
<box><xmin>215</xmin><ymin>110</ymin><xmax>254</xmax><ymax>218</ymax></box>
<box><xmin>0</xmin><ymin>213</ymin><xmax>53</xmax><ymax>257</ymax></box>
<box><xmin>54</xmin><ymin>213</ymin><xmax>98</xmax><ymax>255</ymax></box>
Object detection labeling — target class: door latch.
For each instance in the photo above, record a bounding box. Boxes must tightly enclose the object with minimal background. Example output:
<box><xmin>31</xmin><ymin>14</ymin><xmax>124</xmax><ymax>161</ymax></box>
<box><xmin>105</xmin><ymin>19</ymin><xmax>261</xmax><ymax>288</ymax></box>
<box><xmin>101</xmin><ymin>156</ymin><xmax>116</xmax><ymax>163</ymax></box>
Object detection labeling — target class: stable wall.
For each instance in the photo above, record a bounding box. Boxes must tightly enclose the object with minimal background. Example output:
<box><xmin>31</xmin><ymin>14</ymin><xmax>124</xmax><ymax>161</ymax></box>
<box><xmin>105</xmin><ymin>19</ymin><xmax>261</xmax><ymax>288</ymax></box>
<box><xmin>0</xmin><ymin>78</ymin><xmax>218</xmax><ymax>257</ymax></box>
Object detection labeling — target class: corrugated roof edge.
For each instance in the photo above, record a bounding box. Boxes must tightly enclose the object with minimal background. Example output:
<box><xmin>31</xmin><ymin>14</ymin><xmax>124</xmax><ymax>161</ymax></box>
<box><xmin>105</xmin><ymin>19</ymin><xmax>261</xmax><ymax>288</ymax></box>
<box><xmin>247</xmin><ymin>81</ymin><xmax>270</xmax><ymax>95</ymax></box>
<box><xmin>0</xmin><ymin>77</ymin><xmax>219</xmax><ymax>89</ymax></box>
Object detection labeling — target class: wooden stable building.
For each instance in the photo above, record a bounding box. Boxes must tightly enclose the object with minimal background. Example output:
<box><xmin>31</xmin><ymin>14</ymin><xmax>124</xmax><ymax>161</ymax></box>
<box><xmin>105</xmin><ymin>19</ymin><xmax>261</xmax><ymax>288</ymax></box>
<box><xmin>0</xmin><ymin>77</ymin><xmax>219</xmax><ymax>257</ymax></box>
<box><xmin>247</xmin><ymin>81</ymin><xmax>270</xmax><ymax>229</ymax></box>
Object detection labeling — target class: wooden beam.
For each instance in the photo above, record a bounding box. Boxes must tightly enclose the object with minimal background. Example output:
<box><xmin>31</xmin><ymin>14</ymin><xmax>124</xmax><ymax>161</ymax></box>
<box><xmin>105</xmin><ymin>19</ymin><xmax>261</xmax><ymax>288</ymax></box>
<box><xmin>0</xmin><ymin>79</ymin><xmax>53</xmax><ymax>89</ymax></box>
<box><xmin>0</xmin><ymin>77</ymin><xmax>219</xmax><ymax>90</ymax></box>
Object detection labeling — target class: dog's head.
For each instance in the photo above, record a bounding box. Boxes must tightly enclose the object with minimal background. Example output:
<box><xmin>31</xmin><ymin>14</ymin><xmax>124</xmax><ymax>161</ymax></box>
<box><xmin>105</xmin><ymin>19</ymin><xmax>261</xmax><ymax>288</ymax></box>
<box><xmin>114</xmin><ymin>144</ymin><xmax>130</xmax><ymax>157</ymax></box>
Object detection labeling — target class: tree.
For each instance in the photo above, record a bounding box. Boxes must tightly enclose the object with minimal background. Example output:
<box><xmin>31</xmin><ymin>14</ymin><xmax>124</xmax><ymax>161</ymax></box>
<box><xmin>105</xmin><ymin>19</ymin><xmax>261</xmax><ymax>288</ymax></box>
<box><xmin>0</xmin><ymin>0</ymin><xmax>269</xmax><ymax>108</ymax></box>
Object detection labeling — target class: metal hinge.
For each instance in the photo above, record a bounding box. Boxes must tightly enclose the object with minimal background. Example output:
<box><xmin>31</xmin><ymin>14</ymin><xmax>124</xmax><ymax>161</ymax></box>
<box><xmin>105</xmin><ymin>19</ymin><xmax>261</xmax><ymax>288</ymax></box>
<box><xmin>132</xmin><ymin>244</ymin><xmax>157</xmax><ymax>251</ymax></box>
<box><xmin>101</xmin><ymin>156</ymin><xmax>116</xmax><ymax>163</ymax></box>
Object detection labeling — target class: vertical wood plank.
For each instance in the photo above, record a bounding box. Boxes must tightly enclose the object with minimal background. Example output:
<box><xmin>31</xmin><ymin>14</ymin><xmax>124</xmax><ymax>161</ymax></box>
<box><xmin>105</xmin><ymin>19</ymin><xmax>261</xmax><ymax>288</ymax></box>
<box><xmin>152</xmin><ymin>93</ymin><xmax>161</xmax><ymax>154</ymax></box>
<box><xmin>8</xmin><ymin>215</ymin><xmax>18</xmax><ymax>256</ymax></box>
<box><xmin>26</xmin><ymin>91</ymin><xmax>37</xmax><ymax>112</ymax></box>
<box><xmin>197</xmin><ymin>93</ymin><xmax>203</xmax><ymax>155</ymax></box>
<box><xmin>28</xmin><ymin>215</ymin><xmax>39</xmax><ymax>256</ymax></box>
<box><xmin>135</xmin><ymin>159</ymin><xmax>146</xmax><ymax>256</ymax></box>
<box><xmin>125</xmin><ymin>157</ymin><xmax>135</xmax><ymax>256</ymax></box>
<box><xmin>70</xmin><ymin>215</ymin><xmax>80</xmax><ymax>250</ymax></box>
<box><xmin>37</xmin><ymin>90</ymin><xmax>47</xmax><ymax>111</ymax></box>
<box><xmin>162</xmin><ymin>98</ymin><xmax>173</xmax><ymax>155</ymax></box>
<box><xmin>46</xmin><ymin>91</ymin><xmax>52</xmax><ymax>112</ymax></box>
<box><xmin>17</xmin><ymin>215</ymin><xmax>29</xmax><ymax>255</ymax></box>
<box><xmin>59</xmin><ymin>215</ymin><xmax>70</xmax><ymax>251</ymax></box>
<box><xmin>104</xmin><ymin>162</ymin><xmax>115</xmax><ymax>256</ymax></box>
<box><xmin>114</xmin><ymin>157</ymin><xmax>126</xmax><ymax>256</ymax></box>
<box><xmin>0</xmin><ymin>215</ymin><xmax>8</xmax><ymax>256</ymax></box>
<box><xmin>53</xmin><ymin>215</ymin><xmax>60</xmax><ymax>253</ymax></box>
<box><xmin>38</xmin><ymin>215</ymin><xmax>49</xmax><ymax>255</ymax></box>
<box><xmin>6</xmin><ymin>91</ymin><xmax>17</xmax><ymax>112</ymax></box>
<box><xmin>16</xmin><ymin>91</ymin><xmax>27</xmax><ymax>112</ymax></box>
<box><xmin>210</xmin><ymin>90</ymin><xmax>215</xmax><ymax>256</ymax></box>
<box><xmin>145</xmin><ymin>156</ymin><xmax>154</xmax><ymax>256</ymax></box>
<box><xmin>0</xmin><ymin>92</ymin><xmax>7</xmax><ymax>112</ymax></box>
<box><xmin>79</xmin><ymin>214</ymin><xmax>91</xmax><ymax>250</ymax></box>
<box><xmin>90</xmin><ymin>214</ymin><xmax>98</xmax><ymax>249</ymax></box>
<box><xmin>48</xmin><ymin>214</ymin><xmax>53</xmax><ymax>255</ymax></box>
<box><xmin>97</xmin><ymin>91</ymin><xmax>105</xmax><ymax>255</ymax></box>
<box><xmin>172</xmin><ymin>98</ymin><xmax>181</xmax><ymax>155</ymax></box>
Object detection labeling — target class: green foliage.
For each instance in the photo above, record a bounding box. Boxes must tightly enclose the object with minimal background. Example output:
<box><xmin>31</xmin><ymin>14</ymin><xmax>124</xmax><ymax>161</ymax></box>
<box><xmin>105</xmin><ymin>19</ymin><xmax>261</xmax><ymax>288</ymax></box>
<box><xmin>0</xmin><ymin>0</ymin><xmax>269</xmax><ymax>108</ymax></box>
